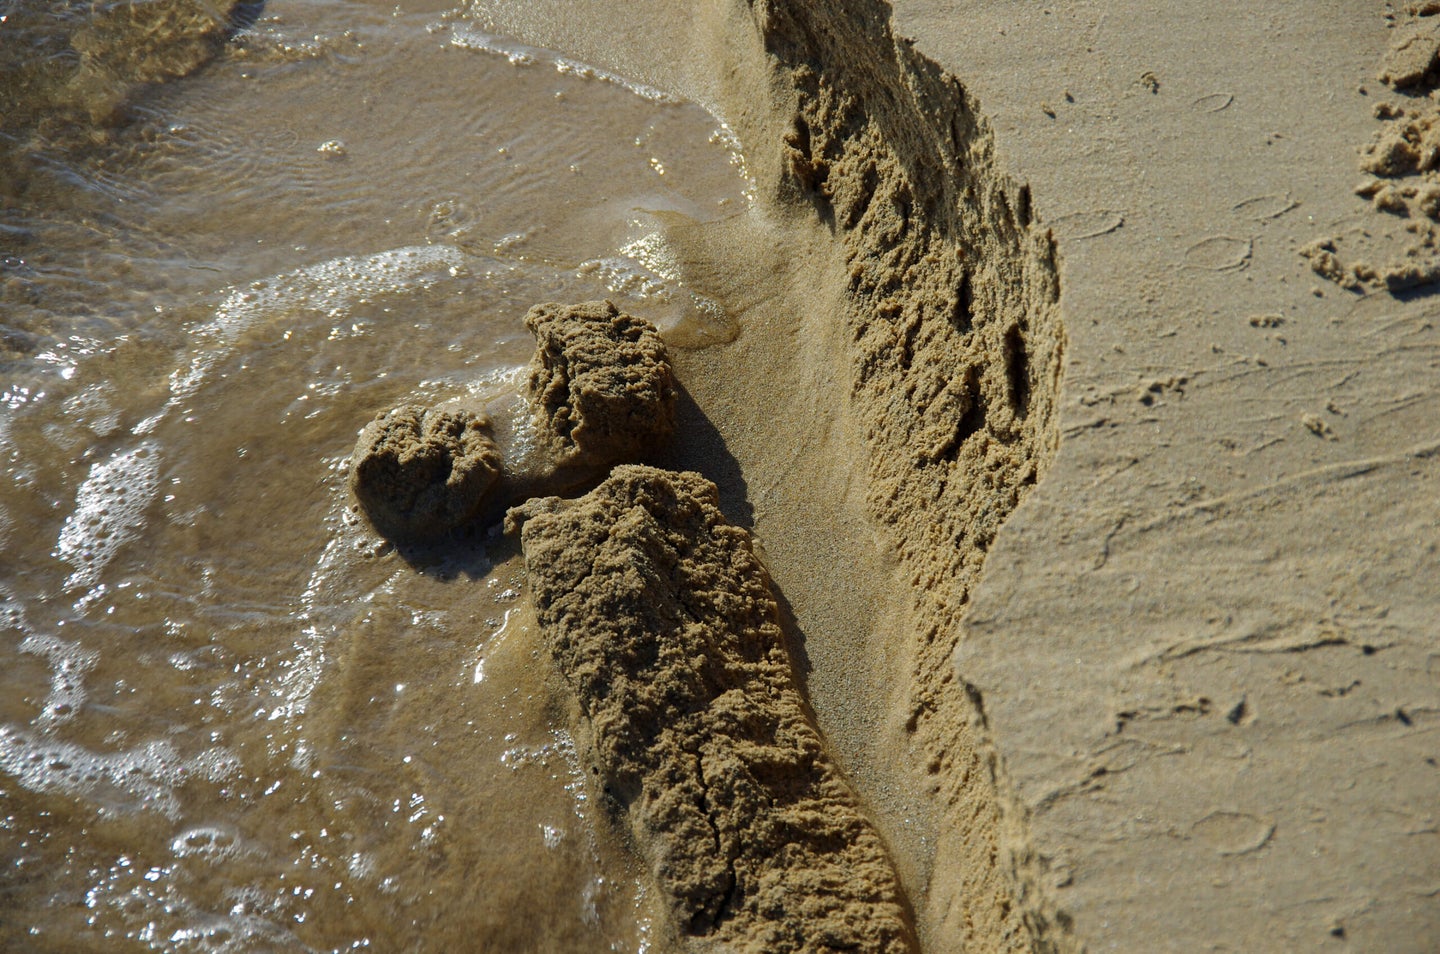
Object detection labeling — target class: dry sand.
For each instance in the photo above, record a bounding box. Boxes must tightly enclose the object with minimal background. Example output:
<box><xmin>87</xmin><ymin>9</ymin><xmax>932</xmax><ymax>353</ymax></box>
<box><xmin>468</xmin><ymin>0</ymin><xmax>1440</xmax><ymax>951</ymax></box>
<box><xmin>886</xmin><ymin>2</ymin><xmax>1440</xmax><ymax>950</ymax></box>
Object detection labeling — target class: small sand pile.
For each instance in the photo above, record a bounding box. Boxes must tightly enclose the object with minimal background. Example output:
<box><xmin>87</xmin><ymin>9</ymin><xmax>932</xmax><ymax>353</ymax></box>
<box><xmin>1305</xmin><ymin>3</ymin><xmax>1440</xmax><ymax>291</ymax></box>
<box><xmin>525</xmin><ymin>299</ymin><xmax>678</xmax><ymax>469</ymax></box>
<box><xmin>507</xmin><ymin>466</ymin><xmax>917</xmax><ymax>954</ymax></box>
<box><xmin>348</xmin><ymin>406</ymin><xmax>501</xmax><ymax>541</ymax></box>
<box><xmin>350</xmin><ymin>301</ymin><xmax>676</xmax><ymax>540</ymax></box>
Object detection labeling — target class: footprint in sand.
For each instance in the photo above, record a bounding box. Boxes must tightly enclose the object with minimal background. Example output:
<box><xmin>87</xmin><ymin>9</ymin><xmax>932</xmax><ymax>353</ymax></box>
<box><xmin>1232</xmin><ymin>192</ymin><xmax>1298</xmax><ymax>221</ymax></box>
<box><xmin>1184</xmin><ymin>235</ymin><xmax>1253</xmax><ymax>271</ymax></box>
<box><xmin>1052</xmin><ymin>209</ymin><xmax>1125</xmax><ymax>240</ymax></box>
<box><xmin>1191</xmin><ymin>810</ymin><xmax>1276</xmax><ymax>857</ymax></box>
<box><xmin>1192</xmin><ymin>92</ymin><xmax>1235</xmax><ymax>113</ymax></box>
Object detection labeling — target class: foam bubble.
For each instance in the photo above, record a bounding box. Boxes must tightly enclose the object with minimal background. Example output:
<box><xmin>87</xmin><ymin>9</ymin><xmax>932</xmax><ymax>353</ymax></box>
<box><xmin>577</xmin><ymin>234</ymin><xmax>736</xmax><ymax>346</ymax></box>
<box><xmin>448</xmin><ymin>25</ymin><xmax>680</xmax><ymax>103</ymax></box>
<box><xmin>447</xmin><ymin>25</ymin><xmax>536</xmax><ymax>65</ymax></box>
<box><xmin>0</xmin><ymin>582</ymin><xmax>28</xmax><ymax>634</ymax></box>
<box><xmin>165</xmin><ymin>244</ymin><xmax>466</xmax><ymax>408</ymax></box>
<box><xmin>18</xmin><ymin>631</ymin><xmax>98</xmax><ymax>727</ymax></box>
<box><xmin>0</xmin><ymin>726</ymin><xmax>184</xmax><ymax>817</ymax></box>
<box><xmin>82</xmin><ymin>855</ymin><xmax>301</xmax><ymax>952</ymax></box>
<box><xmin>57</xmin><ymin>441</ymin><xmax>162</xmax><ymax>593</ymax></box>
<box><xmin>170</xmin><ymin>824</ymin><xmax>244</xmax><ymax>862</ymax></box>
<box><xmin>553</xmin><ymin>56</ymin><xmax>679</xmax><ymax>103</ymax></box>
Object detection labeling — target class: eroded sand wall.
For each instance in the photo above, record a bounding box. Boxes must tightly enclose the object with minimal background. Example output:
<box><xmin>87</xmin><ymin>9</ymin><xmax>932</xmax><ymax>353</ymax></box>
<box><xmin>740</xmin><ymin>1</ymin><xmax>1070</xmax><ymax>949</ymax></box>
<box><xmin>474</xmin><ymin>0</ymin><xmax>1075</xmax><ymax>948</ymax></box>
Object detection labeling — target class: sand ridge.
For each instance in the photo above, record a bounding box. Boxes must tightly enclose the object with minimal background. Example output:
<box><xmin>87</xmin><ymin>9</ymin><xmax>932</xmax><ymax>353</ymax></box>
<box><xmin>741</xmin><ymin>1</ymin><xmax>1070</xmax><ymax>949</ymax></box>
<box><xmin>509</xmin><ymin>466</ymin><xmax>918</xmax><ymax>954</ymax></box>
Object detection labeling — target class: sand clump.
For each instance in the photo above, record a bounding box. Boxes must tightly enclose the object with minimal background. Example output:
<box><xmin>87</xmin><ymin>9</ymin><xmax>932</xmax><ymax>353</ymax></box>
<box><xmin>507</xmin><ymin>466</ymin><xmax>917</xmax><ymax>954</ymax></box>
<box><xmin>1306</xmin><ymin>4</ymin><xmax>1440</xmax><ymax>291</ymax></box>
<box><xmin>525</xmin><ymin>299</ymin><xmax>678</xmax><ymax>469</ymax></box>
<box><xmin>1377</xmin><ymin>5</ymin><xmax>1440</xmax><ymax>89</ymax></box>
<box><xmin>350</xmin><ymin>301</ymin><xmax>676</xmax><ymax>539</ymax></box>
<box><xmin>349</xmin><ymin>405</ymin><xmax>502</xmax><ymax>541</ymax></box>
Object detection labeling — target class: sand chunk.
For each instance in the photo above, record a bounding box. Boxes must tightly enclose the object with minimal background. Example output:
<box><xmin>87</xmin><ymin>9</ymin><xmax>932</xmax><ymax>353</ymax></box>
<box><xmin>524</xmin><ymin>300</ymin><xmax>677</xmax><ymax>468</ymax></box>
<box><xmin>1360</xmin><ymin>110</ymin><xmax>1440</xmax><ymax>179</ymax></box>
<box><xmin>1378</xmin><ymin>18</ymin><xmax>1440</xmax><ymax>89</ymax></box>
<box><xmin>507</xmin><ymin>466</ymin><xmax>916</xmax><ymax>954</ymax></box>
<box><xmin>348</xmin><ymin>302</ymin><xmax>676</xmax><ymax>540</ymax></box>
<box><xmin>349</xmin><ymin>405</ymin><xmax>501</xmax><ymax>540</ymax></box>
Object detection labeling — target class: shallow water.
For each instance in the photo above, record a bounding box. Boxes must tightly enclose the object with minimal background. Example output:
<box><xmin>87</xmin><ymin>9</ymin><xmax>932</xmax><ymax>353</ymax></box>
<box><xmin>0</xmin><ymin>0</ymin><xmax>748</xmax><ymax>949</ymax></box>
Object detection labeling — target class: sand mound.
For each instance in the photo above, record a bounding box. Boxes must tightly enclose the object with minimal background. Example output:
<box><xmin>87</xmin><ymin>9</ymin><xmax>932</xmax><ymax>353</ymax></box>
<box><xmin>350</xmin><ymin>302</ymin><xmax>676</xmax><ymax>539</ymax></box>
<box><xmin>525</xmin><ymin>300</ymin><xmax>678</xmax><ymax>468</ymax></box>
<box><xmin>349</xmin><ymin>405</ymin><xmax>501</xmax><ymax>540</ymax></box>
<box><xmin>507</xmin><ymin>465</ymin><xmax>917</xmax><ymax>954</ymax></box>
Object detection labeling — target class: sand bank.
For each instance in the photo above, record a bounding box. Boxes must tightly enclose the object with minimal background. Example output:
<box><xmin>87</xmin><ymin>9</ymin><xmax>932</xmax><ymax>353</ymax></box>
<box><xmin>479</xmin><ymin>0</ymin><xmax>1439</xmax><ymax>950</ymax></box>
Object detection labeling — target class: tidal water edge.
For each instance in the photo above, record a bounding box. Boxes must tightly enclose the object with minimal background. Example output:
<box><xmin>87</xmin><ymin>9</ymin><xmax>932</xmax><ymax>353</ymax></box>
<box><xmin>1</xmin><ymin>1</ymin><xmax>748</xmax><ymax>948</ymax></box>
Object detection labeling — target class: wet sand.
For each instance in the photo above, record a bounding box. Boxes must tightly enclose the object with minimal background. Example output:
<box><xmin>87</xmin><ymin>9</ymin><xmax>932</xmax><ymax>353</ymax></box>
<box><xmin>481</xmin><ymin>0</ymin><xmax>1440</xmax><ymax>950</ymax></box>
<box><xmin>3</xmin><ymin>0</ymin><xmax>1437</xmax><ymax>951</ymax></box>
<box><xmin>1</xmin><ymin>1</ymin><xmax>743</xmax><ymax>949</ymax></box>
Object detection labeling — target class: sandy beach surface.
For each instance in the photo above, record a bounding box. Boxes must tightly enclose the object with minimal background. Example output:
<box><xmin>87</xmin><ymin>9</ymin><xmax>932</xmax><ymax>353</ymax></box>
<box><xmin>477</xmin><ymin>1</ymin><xmax>1440</xmax><ymax>949</ymax></box>
<box><xmin>890</xmin><ymin>3</ymin><xmax>1439</xmax><ymax>950</ymax></box>
<box><xmin>2</xmin><ymin>0</ymin><xmax>1437</xmax><ymax>951</ymax></box>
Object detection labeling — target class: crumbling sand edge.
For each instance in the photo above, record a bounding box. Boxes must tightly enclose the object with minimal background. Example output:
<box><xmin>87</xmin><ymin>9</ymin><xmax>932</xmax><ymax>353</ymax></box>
<box><xmin>465</xmin><ymin>0</ymin><xmax>1077</xmax><ymax>946</ymax></box>
<box><xmin>509</xmin><ymin>467</ymin><xmax>919</xmax><ymax>953</ymax></box>
<box><xmin>737</xmin><ymin>1</ymin><xmax>1073</xmax><ymax>949</ymax></box>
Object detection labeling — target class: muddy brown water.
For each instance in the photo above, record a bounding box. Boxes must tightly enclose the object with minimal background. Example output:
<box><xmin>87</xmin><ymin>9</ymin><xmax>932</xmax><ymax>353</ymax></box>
<box><xmin>0</xmin><ymin>0</ymin><xmax>748</xmax><ymax>949</ymax></box>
